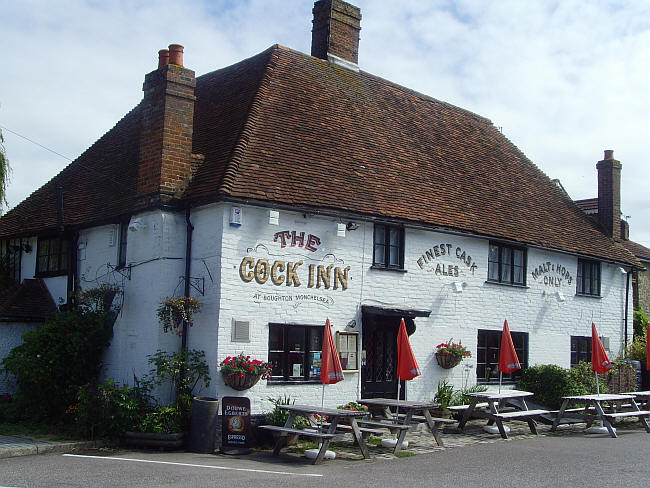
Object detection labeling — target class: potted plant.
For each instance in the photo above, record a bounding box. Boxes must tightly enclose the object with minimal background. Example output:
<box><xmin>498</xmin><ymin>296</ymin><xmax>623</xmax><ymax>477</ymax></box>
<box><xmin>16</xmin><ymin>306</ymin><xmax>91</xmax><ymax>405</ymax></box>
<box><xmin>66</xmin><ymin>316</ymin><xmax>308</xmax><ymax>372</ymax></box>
<box><xmin>435</xmin><ymin>339</ymin><xmax>471</xmax><ymax>369</ymax></box>
<box><xmin>432</xmin><ymin>380</ymin><xmax>454</xmax><ymax>417</ymax></box>
<box><xmin>156</xmin><ymin>296</ymin><xmax>201</xmax><ymax>336</ymax></box>
<box><xmin>219</xmin><ymin>353</ymin><xmax>272</xmax><ymax>390</ymax></box>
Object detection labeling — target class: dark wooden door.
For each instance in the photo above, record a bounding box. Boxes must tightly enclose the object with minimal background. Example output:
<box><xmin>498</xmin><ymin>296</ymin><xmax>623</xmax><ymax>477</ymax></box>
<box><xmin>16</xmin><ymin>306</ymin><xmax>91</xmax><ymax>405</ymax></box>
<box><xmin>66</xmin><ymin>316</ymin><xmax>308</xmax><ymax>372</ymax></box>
<box><xmin>361</xmin><ymin>314</ymin><xmax>404</xmax><ymax>399</ymax></box>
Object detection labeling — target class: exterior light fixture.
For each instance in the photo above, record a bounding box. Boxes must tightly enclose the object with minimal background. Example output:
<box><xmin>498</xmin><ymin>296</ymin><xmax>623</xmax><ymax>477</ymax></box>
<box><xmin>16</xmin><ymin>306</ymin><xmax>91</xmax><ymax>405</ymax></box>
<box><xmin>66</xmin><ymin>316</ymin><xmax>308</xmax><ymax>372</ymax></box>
<box><xmin>346</xmin><ymin>222</ymin><xmax>359</xmax><ymax>231</ymax></box>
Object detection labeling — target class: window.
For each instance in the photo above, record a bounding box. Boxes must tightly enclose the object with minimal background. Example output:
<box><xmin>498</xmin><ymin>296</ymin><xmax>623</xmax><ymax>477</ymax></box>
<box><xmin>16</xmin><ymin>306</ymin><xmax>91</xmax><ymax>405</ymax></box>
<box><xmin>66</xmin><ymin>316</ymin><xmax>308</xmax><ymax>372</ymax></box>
<box><xmin>373</xmin><ymin>224</ymin><xmax>404</xmax><ymax>269</ymax></box>
<box><xmin>268</xmin><ymin>323</ymin><xmax>324</xmax><ymax>382</ymax></box>
<box><xmin>488</xmin><ymin>242</ymin><xmax>526</xmax><ymax>285</ymax></box>
<box><xmin>570</xmin><ymin>336</ymin><xmax>591</xmax><ymax>366</ymax></box>
<box><xmin>36</xmin><ymin>236</ymin><xmax>69</xmax><ymax>276</ymax></box>
<box><xmin>118</xmin><ymin>221</ymin><xmax>128</xmax><ymax>268</ymax></box>
<box><xmin>0</xmin><ymin>238</ymin><xmax>22</xmax><ymax>284</ymax></box>
<box><xmin>577</xmin><ymin>259</ymin><xmax>600</xmax><ymax>296</ymax></box>
<box><xmin>477</xmin><ymin>329</ymin><xmax>528</xmax><ymax>383</ymax></box>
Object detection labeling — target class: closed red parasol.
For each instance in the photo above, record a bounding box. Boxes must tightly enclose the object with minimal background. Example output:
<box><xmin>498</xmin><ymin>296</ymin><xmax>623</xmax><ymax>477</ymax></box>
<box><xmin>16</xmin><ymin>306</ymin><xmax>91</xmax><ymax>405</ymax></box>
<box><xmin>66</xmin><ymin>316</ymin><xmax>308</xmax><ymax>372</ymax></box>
<box><xmin>397</xmin><ymin>318</ymin><xmax>420</xmax><ymax>380</ymax></box>
<box><xmin>591</xmin><ymin>322</ymin><xmax>612</xmax><ymax>375</ymax></box>
<box><xmin>321</xmin><ymin>318</ymin><xmax>344</xmax><ymax>384</ymax></box>
<box><xmin>499</xmin><ymin>320</ymin><xmax>521</xmax><ymax>374</ymax></box>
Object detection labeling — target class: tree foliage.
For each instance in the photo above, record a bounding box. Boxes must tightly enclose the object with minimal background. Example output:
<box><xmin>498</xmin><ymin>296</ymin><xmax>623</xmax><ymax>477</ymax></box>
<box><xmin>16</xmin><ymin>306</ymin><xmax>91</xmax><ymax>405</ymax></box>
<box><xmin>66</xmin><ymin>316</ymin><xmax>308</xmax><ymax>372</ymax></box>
<box><xmin>0</xmin><ymin>129</ymin><xmax>11</xmax><ymax>213</ymax></box>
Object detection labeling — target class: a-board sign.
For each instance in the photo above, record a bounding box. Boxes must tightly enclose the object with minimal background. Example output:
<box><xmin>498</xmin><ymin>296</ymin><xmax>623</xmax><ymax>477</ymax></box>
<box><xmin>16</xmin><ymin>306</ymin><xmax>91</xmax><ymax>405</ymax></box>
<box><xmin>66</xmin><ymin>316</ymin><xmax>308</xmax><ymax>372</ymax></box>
<box><xmin>221</xmin><ymin>396</ymin><xmax>251</xmax><ymax>454</ymax></box>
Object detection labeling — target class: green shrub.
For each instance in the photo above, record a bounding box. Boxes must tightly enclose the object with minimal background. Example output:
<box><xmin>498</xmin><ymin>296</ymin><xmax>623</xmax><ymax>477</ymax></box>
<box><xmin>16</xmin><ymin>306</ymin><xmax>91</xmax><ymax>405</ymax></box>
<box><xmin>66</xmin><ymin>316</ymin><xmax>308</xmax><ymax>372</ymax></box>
<box><xmin>74</xmin><ymin>379</ymin><xmax>150</xmax><ymax>440</ymax></box>
<box><xmin>140</xmin><ymin>349</ymin><xmax>210</xmax><ymax>431</ymax></box>
<box><xmin>138</xmin><ymin>406</ymin><xmax>182</xmax><ymax>434</ymax></box>
<box><xmin>266</xmin><ymin>395</ymin><xmax>308</xmax><ymax>428</ymax></box>
<box><xmin>1</xmin><ymin>308</ymin><xmax>114</xmax><ymax>422</ymax></box>
<box><xmin>568</xmin><ymin>361</ymin><xmax>606</xmax><ymax>394</ymax></box>
<box><xmin>633</xmin><ymin>310</ymin><xmax>648</xmax><ymax>341</ymax></box>
<box><xmin>518</xmin><ymin>364</ymin><xmax>580</xmax><ymax>409</ymax></box>
<box><xmin>450</xmin><ymin>384</ymin><xmax>489</xmax><ymax>406</ymax></box>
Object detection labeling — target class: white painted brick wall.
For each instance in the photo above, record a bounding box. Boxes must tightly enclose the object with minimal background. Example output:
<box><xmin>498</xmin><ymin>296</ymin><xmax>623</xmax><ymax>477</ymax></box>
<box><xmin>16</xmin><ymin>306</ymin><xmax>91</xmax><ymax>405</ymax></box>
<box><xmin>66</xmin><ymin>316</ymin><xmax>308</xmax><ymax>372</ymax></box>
<box><xmin>0</xmin><ymin>322</ymin><xmax>38</xmax><ymax>394</ymax></box>
<box><xmin>5</xmin><ymin>203</ymin><xmax>632</xmax><ymax>418</ymax></box>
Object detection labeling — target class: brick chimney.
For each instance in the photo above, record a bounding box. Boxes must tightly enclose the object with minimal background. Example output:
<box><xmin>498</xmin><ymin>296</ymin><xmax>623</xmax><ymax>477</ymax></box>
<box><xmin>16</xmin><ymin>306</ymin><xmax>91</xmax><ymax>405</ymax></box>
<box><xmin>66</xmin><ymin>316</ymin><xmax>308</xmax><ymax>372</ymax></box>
<box><xmin>137</xmin><ymin>44</ymin><xmax>197</xmax><ymax>207</ymax></box>
<box><xmin>311</xmin><ymin>0</ymin><xmax>362</xmax><ymax>65</ymax></box>
<box><xmin>596</xmin><ymin>149</ymin><xmax>622</xmax><ymax>241</ymax></box>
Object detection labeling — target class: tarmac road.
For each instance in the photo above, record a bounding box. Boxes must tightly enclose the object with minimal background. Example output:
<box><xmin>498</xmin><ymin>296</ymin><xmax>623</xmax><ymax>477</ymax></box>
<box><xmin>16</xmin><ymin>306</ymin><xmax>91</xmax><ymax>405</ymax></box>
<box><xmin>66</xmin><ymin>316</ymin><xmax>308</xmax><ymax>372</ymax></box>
<box><xmin>1</xmin><ymin>430</ymin><xmax>648</xmax><ymax>488</ymax></box>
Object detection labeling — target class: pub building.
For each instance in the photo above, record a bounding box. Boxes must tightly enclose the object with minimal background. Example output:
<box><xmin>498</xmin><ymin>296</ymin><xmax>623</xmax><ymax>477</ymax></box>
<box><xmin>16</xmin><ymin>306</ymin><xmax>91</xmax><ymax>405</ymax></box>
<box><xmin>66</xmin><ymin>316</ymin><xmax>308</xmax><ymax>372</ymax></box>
<box><xmin>0</xmin><ymin>0</ymin><xmax>640</xmax><ymax>416</ymax></box>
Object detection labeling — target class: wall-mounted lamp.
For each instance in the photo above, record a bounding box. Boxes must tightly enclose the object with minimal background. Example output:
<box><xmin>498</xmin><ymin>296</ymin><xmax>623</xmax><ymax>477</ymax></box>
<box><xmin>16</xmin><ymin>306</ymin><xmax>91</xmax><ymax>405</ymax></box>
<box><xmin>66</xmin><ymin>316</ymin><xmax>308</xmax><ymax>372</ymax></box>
<box><xmin>22</xmin><ymin>243</ymin><xmax>32</xmax><ymax>254</ymax></box>
<box><xmin>556</xmin><ymin>291</ymin><xmax>566</xmax><ymax>302</ymax></box>
<box><xmin>452</xmin><ymin>281</ymin><xmax>464</xmax><ymax>293</ymax></box>
<box><xmin>346</xmin><ymin>222</ymin><xmax>359</xmax><ymax>231</ymax></box>
<box><xmin>337</xmin><ymin>223</ymin><xmax>346</xmax><ymax>237</ymax></box>
<box><xmin>268</xmin><ymin>210</ymin><xmax>279</xmax><ymax>226</ymax></box>
<box><xmin>128</xmin><ymin>218</ymin><xmax>147</xmax><ymax>232</ymax></box>
<box><xmin>618</xmin><ymin>267</ymin><xmax>627</xmax><ymax>275</ymax></box>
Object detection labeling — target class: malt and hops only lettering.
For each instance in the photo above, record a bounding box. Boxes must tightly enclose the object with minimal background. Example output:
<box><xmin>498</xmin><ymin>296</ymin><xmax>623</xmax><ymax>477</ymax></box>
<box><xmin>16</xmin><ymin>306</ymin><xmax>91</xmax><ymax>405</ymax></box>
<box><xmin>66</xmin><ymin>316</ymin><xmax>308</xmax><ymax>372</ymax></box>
<box><xmin>239</xmin><ymin>257</ymin><xmax>351</xmax><ymax>291</ymax></box>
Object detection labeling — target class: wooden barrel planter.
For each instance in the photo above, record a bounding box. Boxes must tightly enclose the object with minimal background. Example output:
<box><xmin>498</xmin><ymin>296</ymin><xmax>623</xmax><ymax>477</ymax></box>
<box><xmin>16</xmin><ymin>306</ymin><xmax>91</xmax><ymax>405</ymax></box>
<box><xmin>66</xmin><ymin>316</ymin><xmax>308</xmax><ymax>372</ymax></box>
<box><xmin>435</xmin><ymin>353</ymin><xmax>462</xmax><ymax>369</ymax></box>
<box><xmin>224</xmin><ymin>373</ymin><xmax>261</xmax><ymax>391</ymax></box>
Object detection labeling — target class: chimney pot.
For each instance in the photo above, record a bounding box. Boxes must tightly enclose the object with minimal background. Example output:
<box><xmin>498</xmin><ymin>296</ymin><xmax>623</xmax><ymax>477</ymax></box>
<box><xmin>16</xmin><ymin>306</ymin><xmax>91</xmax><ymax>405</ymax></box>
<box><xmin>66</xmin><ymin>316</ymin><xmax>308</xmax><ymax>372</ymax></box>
<box><xmin>158</xmin><ymin>49</ymin><xmax>170</xmax><ymax>69</ymax></box>
<box><xmin>168</xmin><ymin>44</ymin><xmax>184</xmax><ymax>67</ymax></box>
<box><xmin>604</xmin><ymin>149</ymin><xmax>614</xmax><ymax>160</ymax></box>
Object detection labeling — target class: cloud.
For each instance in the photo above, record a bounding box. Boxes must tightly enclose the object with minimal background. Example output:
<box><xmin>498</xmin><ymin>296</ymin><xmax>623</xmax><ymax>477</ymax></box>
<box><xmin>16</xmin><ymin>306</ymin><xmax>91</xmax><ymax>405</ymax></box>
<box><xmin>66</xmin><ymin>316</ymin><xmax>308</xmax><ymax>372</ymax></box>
<box><xmin>1</xmin><ymin>0</ymin><xmax>648</xmax><ymax>246</ymax></box>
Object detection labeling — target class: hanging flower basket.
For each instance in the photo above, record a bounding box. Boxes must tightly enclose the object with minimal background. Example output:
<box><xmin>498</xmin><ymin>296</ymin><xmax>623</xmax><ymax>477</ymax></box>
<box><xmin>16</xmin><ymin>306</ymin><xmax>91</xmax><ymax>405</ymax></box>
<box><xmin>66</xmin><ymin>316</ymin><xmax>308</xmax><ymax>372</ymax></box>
<box><xmin>220</xmin><ymin>353</ymin><xmax>272</xmax><ymax>390</ymax></box>
<box><xmin>435</xmin><ymin>352</ymin><xmax>462</xmax><ymax>369</ymax></box>
<box><xmin>435</xmin><ymin>339</ymin><xmax>471</xmax><ymax>369</ymax></box>
<box><xmin>223</xmin><ymin>373</ymin><xmax>262</xmax><ymax>391</ymax></box>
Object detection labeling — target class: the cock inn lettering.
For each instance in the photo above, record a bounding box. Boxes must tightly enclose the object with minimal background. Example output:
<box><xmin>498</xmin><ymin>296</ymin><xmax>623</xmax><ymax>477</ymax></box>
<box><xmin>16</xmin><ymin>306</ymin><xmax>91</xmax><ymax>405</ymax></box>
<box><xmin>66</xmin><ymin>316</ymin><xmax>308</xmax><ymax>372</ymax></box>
<box><xmin>239</xmin><ymin>231</ymin><xmax>350</xmax><ymax>291</ymax></box>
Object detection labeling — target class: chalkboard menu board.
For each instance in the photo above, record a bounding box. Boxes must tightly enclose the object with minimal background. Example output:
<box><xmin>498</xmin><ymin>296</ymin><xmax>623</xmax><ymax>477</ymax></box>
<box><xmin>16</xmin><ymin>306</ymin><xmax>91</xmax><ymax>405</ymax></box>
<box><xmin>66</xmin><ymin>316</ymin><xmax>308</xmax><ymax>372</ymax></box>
<box><xmin>221</xmin><ymin>396</ymin><xmax>252</xmax><ymax>454</ymax></box>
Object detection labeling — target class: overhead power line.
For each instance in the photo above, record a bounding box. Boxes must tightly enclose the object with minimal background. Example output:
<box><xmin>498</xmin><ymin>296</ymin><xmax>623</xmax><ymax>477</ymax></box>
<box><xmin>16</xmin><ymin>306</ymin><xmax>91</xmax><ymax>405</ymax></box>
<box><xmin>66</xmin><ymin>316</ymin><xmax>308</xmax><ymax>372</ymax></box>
<box><xmin>0</xmin><ymin>124</ymin><xmax>73</xmax><ymax>161</ymax></box>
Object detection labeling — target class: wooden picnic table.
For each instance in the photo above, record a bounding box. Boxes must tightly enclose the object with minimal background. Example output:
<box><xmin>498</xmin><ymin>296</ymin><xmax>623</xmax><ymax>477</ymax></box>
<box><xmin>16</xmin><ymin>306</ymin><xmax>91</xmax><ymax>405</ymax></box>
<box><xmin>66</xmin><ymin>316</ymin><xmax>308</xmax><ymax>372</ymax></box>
<box><xmin>358</xmin><ymin>398</ymin><xmax>454</xmax><ymax>452</ymax></box>
<box><xmin>457</xmin><ymin>389</ymin><xmax>548</xmax><ymax>439</ymax></box>
<box><xmin>550</xmin><ymin>393</ymin><xmax>650</xmax><ymax>438</ymax></box>
<box><xmin>258</xmin><ymin>404</ymin><xmax>369</xmax><ymax>464</ymax></box>
<box><xmin>622</xmin><ymin>391</ymin><xmax>650</xmax><ymax>409</ymax></box>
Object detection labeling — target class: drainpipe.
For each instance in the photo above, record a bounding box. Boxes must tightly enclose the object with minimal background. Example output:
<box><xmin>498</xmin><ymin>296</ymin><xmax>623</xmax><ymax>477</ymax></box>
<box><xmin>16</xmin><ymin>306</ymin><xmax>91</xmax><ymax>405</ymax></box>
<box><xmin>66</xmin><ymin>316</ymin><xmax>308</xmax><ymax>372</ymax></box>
<box><xmin>624</xmin><ymin>269</ymin><xmax>630</xmax><ymax>350</ymax></box>
<box><xmin>181</xmin><ymin>205</ymin><xmax>194</xmax><ymax>351</ymax></box>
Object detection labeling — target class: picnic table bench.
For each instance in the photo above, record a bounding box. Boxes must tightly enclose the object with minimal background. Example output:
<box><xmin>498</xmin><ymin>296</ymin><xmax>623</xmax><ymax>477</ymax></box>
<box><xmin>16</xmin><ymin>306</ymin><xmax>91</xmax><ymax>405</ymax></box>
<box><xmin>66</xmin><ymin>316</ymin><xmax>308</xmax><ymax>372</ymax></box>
<box><xmin>261</xmin><ymin>404</ymin><xmax>369</xmax><ymax>464</ymax></box>
<box><xmin>457</xmin><ymin>390</ymin><xmax>549</xmax><ymax>439</ymax></box>
<box><xmin>550</xmin><ymin>393</ymin><xmax>650</xmax><ymax>438</ymax></box>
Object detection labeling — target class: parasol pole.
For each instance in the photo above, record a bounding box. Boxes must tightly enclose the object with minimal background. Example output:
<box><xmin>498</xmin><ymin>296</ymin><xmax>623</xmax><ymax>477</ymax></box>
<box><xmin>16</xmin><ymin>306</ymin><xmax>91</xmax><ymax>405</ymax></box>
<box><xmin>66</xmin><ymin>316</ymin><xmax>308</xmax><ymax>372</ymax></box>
<box><xmin>395</xmin><ymin>380</ymin><xmax>401</xmax><ymax>423</ymax></box>
<box><xmin>595</xmin><ymin>371</ymin><xmax>600</xmax><ymax>395</ymax></box>
<box><xmin>499</xmin><ymin>372</ymin><xmax>502</xmax><ymax>394</ymax></box>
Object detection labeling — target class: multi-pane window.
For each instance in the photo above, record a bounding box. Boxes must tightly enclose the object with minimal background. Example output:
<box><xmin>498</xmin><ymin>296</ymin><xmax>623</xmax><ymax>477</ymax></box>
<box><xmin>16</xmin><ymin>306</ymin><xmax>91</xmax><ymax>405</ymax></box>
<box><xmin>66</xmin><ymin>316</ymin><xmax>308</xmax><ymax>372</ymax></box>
<box><xmin>0</xmin><ymin>238</ymin><xmax>22</xmax><ymax>284</ymax></box>
<box><xmin>477</xmin><ymin>329</ymin><xmax>528</xmax><ymax>383</ymax></box>
<box><xmin>373</xmin><ymin>224</ymin><xmax>404</xmax><ymax>269</ymax></box>
<box><xmin>577</xmin><ymin>259</ymin><xmax>600</xmax><ymax>296</ymax></box>
<box><xmin>118</xmin><ymin>222</ymin><xmax>128</xmax><ymax>268</ymax></box>
<box><xmin>36</xmin><ymin>236</ymin><xmax>69</xmax><ymax>276</ymax></box>
<box><xmin>488</xmin><ymin>242</ymin><xmax>526</xmax><ymax>285</ymax></box>
<box><xmin>570</xmin><ymin>336</ymin><xmax>591</xmax><ymax>366</ymax></box>
<box><xmin>268</xmin><ymin>323</ymin><xmax>324</xmax><ymax>382</ymax></box>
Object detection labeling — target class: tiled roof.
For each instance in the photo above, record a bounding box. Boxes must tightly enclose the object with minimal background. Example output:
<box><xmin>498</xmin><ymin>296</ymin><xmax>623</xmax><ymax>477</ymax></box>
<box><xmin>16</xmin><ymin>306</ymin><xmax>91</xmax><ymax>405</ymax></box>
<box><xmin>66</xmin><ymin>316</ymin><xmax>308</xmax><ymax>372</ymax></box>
<box><xmin>0</xmin><ymin>278</ymin><xmax>57</xmax><ymax>322</ymax></box>
<box><xmin>622</xmin><ymin>240</ymin><xmax>650</xmax><ymax>262</ymax></box>
<box><xmin>575</xmin><ymin>198</ymin><xmax>599</xmax><ymax>214</ymax></box>
<box><xmin>0</xmin><ymin>45</ymin><xmax>640</xmax><ymax>267</ymax></box>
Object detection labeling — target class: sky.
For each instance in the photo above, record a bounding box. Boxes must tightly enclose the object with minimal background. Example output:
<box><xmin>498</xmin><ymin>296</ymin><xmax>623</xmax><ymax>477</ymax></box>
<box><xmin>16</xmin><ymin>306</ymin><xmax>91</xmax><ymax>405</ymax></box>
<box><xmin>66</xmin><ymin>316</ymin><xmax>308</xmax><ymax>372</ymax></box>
<box><xmin>1</xmin><ymin>0</ymin><xmax>649</xmax><ymax>247</ymax></box>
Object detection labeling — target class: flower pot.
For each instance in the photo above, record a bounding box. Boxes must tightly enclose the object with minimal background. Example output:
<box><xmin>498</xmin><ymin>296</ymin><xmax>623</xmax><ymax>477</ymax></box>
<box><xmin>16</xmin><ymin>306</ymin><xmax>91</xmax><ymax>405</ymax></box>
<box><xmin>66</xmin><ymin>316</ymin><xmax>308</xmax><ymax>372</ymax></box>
<box><xmin>435</xmin><ymin>352</ymin><xmax>462</xmax><ymax>369</ymax></box>
<box><xmin>224</xmin><ymin>373</ymin><xmax>261</xmax><ymax>390</ymax></box>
